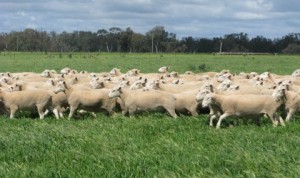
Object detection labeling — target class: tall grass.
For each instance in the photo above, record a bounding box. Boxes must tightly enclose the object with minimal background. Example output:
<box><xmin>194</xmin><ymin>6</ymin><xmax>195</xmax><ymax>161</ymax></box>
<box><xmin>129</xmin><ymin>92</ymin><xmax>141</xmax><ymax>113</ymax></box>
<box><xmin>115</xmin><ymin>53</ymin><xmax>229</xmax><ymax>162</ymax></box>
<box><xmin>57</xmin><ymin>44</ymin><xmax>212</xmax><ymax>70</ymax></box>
<box><xmin>0</xmin><ymin>52</ymin><xmax>300</xmax><ymax>177</ymax></box>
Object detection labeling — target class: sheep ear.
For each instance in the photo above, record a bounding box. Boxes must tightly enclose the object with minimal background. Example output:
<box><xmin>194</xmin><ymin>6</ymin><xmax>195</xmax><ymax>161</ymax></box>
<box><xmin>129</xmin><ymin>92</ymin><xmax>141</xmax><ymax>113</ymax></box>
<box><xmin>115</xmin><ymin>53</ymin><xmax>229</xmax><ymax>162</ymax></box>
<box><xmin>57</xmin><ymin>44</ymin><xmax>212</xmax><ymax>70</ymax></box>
<box><xmin>118</xmin><ymin>87</ymin><xmax>122</xmax><ymax>92</ymax></box>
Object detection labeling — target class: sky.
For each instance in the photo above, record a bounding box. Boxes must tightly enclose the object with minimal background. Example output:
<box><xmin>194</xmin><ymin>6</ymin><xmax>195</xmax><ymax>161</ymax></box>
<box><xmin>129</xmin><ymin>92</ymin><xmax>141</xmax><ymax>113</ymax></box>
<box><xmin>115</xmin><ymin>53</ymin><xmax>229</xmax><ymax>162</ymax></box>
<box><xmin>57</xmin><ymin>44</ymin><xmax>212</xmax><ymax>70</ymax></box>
<box><xmin>0</xmin><ymin>0</ymin><xmax>299</xmax><ymax>39</ymax></box>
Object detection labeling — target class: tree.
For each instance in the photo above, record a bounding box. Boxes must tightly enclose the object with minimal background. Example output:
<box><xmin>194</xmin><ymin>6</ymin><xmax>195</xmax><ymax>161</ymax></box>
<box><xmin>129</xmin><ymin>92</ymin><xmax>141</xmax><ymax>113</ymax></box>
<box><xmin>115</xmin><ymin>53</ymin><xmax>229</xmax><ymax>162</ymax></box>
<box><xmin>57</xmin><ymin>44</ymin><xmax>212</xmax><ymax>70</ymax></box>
<box><xmin>282</xmin><ymin>43</ymin><xmax>300</xmax><ymax>54</ymax></box>
<box><xmin>146</xmin><ymin>26</ymin><xmax>169</xmax><ymax>53</ymax></box>
<box><xmin>249</xmin><ymin>36</ymin><xmax>275</xmax><ymax>53</ymax></box>
<box><xmin>119</xmin><ymin>27</ymin><xmax>134</xmax><ymax>52</ymax></box>
<box><xmin>222</xmin><ymin>33</ymin><xmax>249</xmax><ymax>52</ymax></box>
<box><xmin>131</xmin><ymin>33</ymin><xmax>148</xmax><ymax>52</ymax></box>
<box><xmin>275</xmin><ymin>33</ymin><xmax>300</xmax><ymax>52</ymax></box>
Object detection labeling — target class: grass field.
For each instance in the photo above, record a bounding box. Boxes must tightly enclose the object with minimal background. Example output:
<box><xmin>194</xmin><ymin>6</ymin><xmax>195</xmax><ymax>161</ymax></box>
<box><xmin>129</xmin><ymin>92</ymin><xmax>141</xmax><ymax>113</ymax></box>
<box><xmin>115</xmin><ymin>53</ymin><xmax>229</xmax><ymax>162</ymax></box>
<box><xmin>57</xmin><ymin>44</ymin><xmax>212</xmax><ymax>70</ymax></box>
<box><xmin>1</xmin><ymin>52</ymin><xmax>300</xmax><ymax>177</ymax></box>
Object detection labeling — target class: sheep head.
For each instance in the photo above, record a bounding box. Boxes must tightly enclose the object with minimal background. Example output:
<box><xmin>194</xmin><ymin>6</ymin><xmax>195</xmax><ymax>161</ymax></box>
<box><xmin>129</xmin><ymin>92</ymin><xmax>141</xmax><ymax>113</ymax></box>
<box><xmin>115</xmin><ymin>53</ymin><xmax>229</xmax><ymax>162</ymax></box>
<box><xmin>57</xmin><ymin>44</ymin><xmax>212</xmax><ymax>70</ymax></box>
<box><xmin>54</xmin><ymin>81</ymin><xmax>67</xmax><ymax>94</ymax></box>
<box><xmin>108</xmin><ymin>87</ymin><xmax>122</xmax><ymax>98</ymax></box>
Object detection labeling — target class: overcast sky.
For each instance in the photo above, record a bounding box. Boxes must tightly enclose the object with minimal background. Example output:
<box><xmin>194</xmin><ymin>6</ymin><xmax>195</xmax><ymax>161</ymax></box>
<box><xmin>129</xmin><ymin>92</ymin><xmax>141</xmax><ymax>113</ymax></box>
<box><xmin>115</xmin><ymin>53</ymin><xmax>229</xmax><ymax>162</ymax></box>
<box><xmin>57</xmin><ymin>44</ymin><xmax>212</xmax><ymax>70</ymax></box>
<box><xmin>0</xmin><ymin>0</ymin><xmax>299</xmax><ymax>39</ymax></box>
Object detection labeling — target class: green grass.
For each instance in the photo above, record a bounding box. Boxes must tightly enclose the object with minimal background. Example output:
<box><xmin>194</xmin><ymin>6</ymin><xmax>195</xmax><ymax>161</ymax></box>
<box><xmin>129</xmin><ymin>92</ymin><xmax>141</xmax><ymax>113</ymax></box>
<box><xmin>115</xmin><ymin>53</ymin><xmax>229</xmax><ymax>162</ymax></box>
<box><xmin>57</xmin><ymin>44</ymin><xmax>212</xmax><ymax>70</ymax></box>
<box><xmin>1</xmin><ymin>52</ymin><xmax>300</xmax><ymax>74</ymax></box>
<box><xmin>1</xmin><ymin>52</ymin><xmax>300</xmax><ymax>177</ymax></box>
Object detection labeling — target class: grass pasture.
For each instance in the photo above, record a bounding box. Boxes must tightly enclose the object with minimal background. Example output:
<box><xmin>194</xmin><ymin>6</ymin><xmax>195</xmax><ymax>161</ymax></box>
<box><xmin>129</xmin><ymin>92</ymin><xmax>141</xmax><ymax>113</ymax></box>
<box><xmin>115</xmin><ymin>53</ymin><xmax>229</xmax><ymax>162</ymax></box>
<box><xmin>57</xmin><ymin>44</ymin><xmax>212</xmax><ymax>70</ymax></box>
<box><xmin>0</xmin><ymin>52</ymin><xmax>300</xmax><ymax>177</ymax></box>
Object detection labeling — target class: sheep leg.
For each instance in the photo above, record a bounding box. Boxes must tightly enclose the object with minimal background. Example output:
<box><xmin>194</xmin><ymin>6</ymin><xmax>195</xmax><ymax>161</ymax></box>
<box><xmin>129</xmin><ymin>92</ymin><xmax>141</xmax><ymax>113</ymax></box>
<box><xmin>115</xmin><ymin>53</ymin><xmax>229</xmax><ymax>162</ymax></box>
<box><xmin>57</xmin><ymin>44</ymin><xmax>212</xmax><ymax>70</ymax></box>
<box><xmin>276</xmin><ymin>115</ymin><xmax>285</xmax><ymax>126</ymax></box>
<box><xmin>188</xmin><ymin>107</ymin><xmax>198</xmax><ymax>116</ymax></box>
<box><xmin>122</xmin><ymin>110</ymin><xmax>128</xmax><ymax>116</ymax></box>
<box><xmin>210</xmin><ymin>115</ymin><xmax>218</xmax><ymax>127</ymax></box>
<box><xmin>68</xmin><ymin>106</ymin><xmax>77</xmax><ymax>119</ymax></box>
<box><xmin>10</xmin><ymin>106</ymin><xmax>18</xmax><ymax>119</ymax></box>
<box><xmin>37</xmin><ymin>106</ymin><xmax>45</xmax><ymax>119</ymax></box>
<box><xmin>285</xmin><ymin>109</ymin><xmax>295</xmax><ymax>122</ymax></box>
<box><xmin>128</xmin><ymin>108</ymin><xmax>136</xmax><ymax>117</ymax></box>
<box><xmin>267</xmin><ymin>113</ymin><xmax>278</xmax><ymax>127</ymax></box>
<box><xmin>44</xmin><ymin>109</ymin><xmax>50</xmax><ymax>116</ymax></box>
<box><xmin>59</xmin><ymin>111</ymin><xmax>64</xmax><ymax>118</ymax></box>
<box><xmin>166</xmin><ymin>108</ymin><xmax>178</xmax><ymax>118</ymax></box>
<box><xmin>107</xmin><ymin>110</ymin><xmax>115</xmax><ymax>117</ymax></box>
<box><xmin>216</xmin><ymin>113</ymin><xmax>230</xmax><ymax>129</ymax></box>
<box><xmin>53</xmin><ymin>108</ymin><xmax>59</xmax><ymax>119</ymax></box>
<box><xmin>91</xmin><ymin>112</ymin><xmax>97</xmax><ymax>118</ymax></box>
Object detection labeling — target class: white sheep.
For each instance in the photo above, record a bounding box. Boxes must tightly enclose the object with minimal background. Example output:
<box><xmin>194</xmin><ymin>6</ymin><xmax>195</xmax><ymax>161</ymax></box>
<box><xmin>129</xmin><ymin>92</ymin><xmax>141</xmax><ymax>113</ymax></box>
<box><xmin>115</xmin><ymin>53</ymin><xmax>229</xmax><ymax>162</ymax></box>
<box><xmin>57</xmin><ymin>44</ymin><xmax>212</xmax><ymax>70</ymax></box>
<box><xmin>54</xmin><ymin>81</ymin><xmax>117</xmax><ymax>119</ymax></box>
<box><xmin>108</xmin><ymin>87</ymin><xmax>177</xmax><ymax>118</ymax></box>
<box><xmin>0</xmin><ymin>89</ymin><xmax>52</xmax><ymax>119</ymax></box>
<box><xmin>202</xmin><ymin>89</ymin><xmax>286</xmax><ymax>129</ymax></box>
<box><xmin>282</xmin><ymin>90</ymin><xmax>300</xmax><ymax>121</ymax></box>
<box><xmin>158</xmin><ymin>66</ymin><xmax>170</xmax><ymax>73</ymax></box>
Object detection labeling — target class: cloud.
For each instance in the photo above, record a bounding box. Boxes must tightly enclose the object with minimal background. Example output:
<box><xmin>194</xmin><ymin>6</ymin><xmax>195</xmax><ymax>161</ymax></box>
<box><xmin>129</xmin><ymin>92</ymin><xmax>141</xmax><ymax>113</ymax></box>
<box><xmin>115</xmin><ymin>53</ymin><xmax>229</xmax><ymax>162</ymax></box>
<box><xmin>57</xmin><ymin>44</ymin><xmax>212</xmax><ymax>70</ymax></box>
<box><xmin>0</xmin><ymin>0</ymin><xmax>299</xmax><ymax>39</ymax></box>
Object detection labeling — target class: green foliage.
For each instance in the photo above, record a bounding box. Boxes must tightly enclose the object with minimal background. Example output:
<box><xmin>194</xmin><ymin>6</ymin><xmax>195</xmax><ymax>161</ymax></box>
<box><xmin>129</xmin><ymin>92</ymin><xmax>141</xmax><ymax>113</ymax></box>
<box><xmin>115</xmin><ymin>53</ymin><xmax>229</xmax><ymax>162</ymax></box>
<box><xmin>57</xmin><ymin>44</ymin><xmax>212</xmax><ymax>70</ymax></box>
<box><xmin>0</xmin><ymin>53</ymin><xmax>300</xmax><ymax>177</ymax></box>
<box><xmin>198</xmin><ymin>63</ymin><xmax>207</xmax><ymax>71</ymax></box>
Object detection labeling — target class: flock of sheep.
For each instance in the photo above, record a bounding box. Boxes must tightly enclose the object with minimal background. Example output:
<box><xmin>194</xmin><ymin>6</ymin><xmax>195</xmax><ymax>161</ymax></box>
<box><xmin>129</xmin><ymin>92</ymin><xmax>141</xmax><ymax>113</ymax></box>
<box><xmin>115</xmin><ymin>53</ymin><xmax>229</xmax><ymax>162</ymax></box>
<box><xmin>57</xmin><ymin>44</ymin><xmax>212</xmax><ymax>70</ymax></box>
<box><xmin>1</xmin><ymin>66</ymin><xmax>300</xmax><ymax>128</ymax></box>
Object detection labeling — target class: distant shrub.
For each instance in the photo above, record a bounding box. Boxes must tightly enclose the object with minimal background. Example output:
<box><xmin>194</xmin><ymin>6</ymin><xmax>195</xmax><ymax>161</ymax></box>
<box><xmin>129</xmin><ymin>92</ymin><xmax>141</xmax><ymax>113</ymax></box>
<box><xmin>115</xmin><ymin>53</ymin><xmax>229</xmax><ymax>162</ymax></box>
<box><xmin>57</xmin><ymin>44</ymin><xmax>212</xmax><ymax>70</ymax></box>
<box><xmin>69</xmin><ymin>54</ymin><xmax>72</xmax><ymax>59</ymax></box>
<box><xmin>188</xmin><ymin>65</ymin><xmax>196</xmax><ymax>71</ymax></box>
<box><xmin>198</xmin><ymin>63</ymin><xmax>207</xmax><ymax>71</ymax></box>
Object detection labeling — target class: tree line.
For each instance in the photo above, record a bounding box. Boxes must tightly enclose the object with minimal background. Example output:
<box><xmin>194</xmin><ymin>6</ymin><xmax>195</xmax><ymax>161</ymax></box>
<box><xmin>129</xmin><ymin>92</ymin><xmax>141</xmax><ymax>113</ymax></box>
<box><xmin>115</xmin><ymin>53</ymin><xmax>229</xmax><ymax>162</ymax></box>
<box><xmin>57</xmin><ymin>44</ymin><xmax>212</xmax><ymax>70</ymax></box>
<box><xmin>0</xmin><ymin>26</ymin><xmax>299</xmax><ymax>54</ymax></box>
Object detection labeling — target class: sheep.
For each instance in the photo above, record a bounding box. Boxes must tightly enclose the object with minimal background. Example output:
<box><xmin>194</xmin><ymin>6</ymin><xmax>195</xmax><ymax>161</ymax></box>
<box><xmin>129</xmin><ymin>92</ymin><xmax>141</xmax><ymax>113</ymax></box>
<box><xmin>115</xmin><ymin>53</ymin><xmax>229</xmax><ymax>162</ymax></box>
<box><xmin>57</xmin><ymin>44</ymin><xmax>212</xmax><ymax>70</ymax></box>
<box><xmin>158</xmin><ymin>66</ymin><xmax>170</xmax><ymax>73</ymax></box>
<box><xmin>292</xmin><ymin>69</ymin><xmax>300</xmax><ymax>77</ymax></box>
<box><xmin>201</xmin><ymin>89</ymin><xmax>286</xmax><ymax>129</ymax></box>
<box><xmin>282</xmin><ymin>90</ymin><xmax>300</xmax><ymax>122</ymax></box>
<box><xmin>143</xmin><ymin>79</ymin><xmax>160</xmax><ymax>91</ymax></box>
<box><xmin>7</xmin><ymin>81</ymin><xmax>68</xmax><ymax>119</ymax></box>
<box><xmin>152</xmin><ymin>80</ymin><xmax>205</xmax><ymax>93</ymax></box>
<box><xmin>40</xmin><ymin>69</ymin><xmax>57</xmax><ymax>78</ymax></box>
<box><xmin>54</xmin><ymin>81</ymin><xmax>117</xmax><ymax>119</ymax></box>
<box><xmin>0</xmin><ymin>89</ymin><xmax>52</xmax><ymax>119</ymax></box>
<box><xmin>196</xmin><ymin>88</ymin><xmax>222</xmax><ymax>126</ymax></box>
<box><xmin>126</xmin><ymin>69</ymin><xmax>140</xmax><ymax>76</ymax></box>
<box><xmin>173</xmin><ymin>89</ymin><xmax>206</xmax><ymax>116</ymax></box>
<box><xmin>129</xmin><ymin>78</ymin><xmax>147</xmax><ymax>90</ymax></box>
<box><xmin>89</xmin><ymin>78</ymin><xmax>105</xmax><ymax>89</ymax></box>
<box><xmin>108</xmin><ymin>87</ymin><xmax>177</xmax><ymax>118</ymax></box>
<box><xmin>60</xmin><ymin>67</ymin><xmax>72</xmax><ymax>74</ymax></box>
<box><xmin>110</xmin><ymin>68</ymin><xmax>122</xmax><ymax>76</ymax></box>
